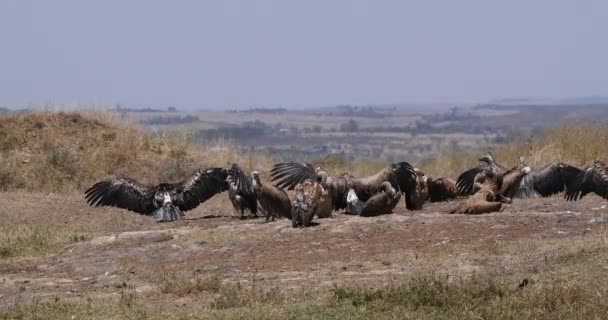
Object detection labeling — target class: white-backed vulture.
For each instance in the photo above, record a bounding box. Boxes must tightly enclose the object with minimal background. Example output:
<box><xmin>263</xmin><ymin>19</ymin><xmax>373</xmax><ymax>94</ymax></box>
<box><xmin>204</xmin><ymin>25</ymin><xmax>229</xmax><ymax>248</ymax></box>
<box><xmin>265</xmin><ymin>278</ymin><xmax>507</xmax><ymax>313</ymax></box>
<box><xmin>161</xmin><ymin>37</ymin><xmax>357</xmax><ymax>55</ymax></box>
<box><xmin>346</xmin><ymin>181</ymin><xmax>402</xmax><ymax>216</ymax></box>
<box><xmin>84</xmin><ymin>168</ymin><xmax>229</xmax><ymax>222</ymax></box>
<box><xmin>456</xmin><ymin>155</ymin><xmax>508</xmax><ymax>195</ymax></box>
<box><xmin>515</xmin><ymin>162</ymin><xmax>581</xmax><ymax>198</ymax></box>
<box><xmin>428</xmin><ymin>177</ymin><xmax>458</xmax><ymax>202</ymax></box>
<box><xmin>226</xmin><ymin>164</ymin><xmax>258</xmax><ymax>219</ymax></box>
<box><xmin>565</xmin><ymin>160</ymin><xmax>608</xmax><ymax>201</ymax></box>
<box><xmin>270</xmin><ymin>161</ymin><xmax>417</xmax><ymax>212</ymax></box>
<box><xmin>251</xmin><ymin>171</ymin><xmax>292</xmax><ymax>222</ymax></box>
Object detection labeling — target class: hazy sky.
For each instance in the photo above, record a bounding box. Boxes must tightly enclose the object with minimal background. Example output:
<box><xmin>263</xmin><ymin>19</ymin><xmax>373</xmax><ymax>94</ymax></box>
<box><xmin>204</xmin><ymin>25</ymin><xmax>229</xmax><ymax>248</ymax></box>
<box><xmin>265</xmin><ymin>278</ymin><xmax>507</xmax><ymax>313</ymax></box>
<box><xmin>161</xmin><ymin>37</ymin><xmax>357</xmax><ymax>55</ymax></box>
<box><xmin>1</xmin><ymin>1</ymin><xmax>607</xmax><ymax>109</ymax></box>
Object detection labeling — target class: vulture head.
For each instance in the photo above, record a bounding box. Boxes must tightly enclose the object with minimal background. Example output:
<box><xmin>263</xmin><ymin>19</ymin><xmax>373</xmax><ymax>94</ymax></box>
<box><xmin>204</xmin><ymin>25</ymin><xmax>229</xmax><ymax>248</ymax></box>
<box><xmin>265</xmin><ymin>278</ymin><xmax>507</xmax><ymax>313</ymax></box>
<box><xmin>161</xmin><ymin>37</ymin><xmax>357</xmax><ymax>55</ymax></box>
<box><xmin>380</xmin><ymin>181</ymin><xmax>397</xmax><ymax>198</ymax></box>
<box><xmin>316</xmin><ymin>171</ymin><xmax>329</xmax><ymax>184</ymax></box>
<box><xmin>479</xmin><ymin>155</ymin><xmax>495</xmax><ymax>164</ymax></box>
<box><xmin>151</xmin><ymin>184</ymin><xmax>185</xmax><ymax>222</ymax></box>
<box><xmin>251</xmin><ymin>170</ymin><xmax>261</xmax><ymax>189</ymax></box>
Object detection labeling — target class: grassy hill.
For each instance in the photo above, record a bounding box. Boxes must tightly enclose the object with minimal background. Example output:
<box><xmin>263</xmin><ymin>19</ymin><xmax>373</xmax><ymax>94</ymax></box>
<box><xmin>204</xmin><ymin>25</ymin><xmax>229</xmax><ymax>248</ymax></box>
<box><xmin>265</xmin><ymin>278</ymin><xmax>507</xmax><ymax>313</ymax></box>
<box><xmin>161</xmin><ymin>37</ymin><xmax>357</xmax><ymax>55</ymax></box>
<box><xmin>0</xmin><ymin>111</ymin><xmax>275</xmax><ymax>192</ymax></box>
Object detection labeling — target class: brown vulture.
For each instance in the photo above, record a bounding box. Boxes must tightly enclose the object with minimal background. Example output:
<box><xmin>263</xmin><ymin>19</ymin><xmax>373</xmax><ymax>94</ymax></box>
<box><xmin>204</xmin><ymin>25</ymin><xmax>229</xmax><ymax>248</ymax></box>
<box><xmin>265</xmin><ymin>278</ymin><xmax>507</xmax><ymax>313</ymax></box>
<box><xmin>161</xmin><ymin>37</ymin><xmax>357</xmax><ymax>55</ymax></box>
<box><xmin>226</xmin><ymin>164</ymin><xmax>258</xmax><ymax>219</ymax></box>
<box><xmin>84</xmin><ymin>168</ymin><xmax>229</xmax><ymax>222</ymax></box>
<box><xmin>449</xmin><ymin>164</ymin><xmax>530</xmax><ymax>215</ymax></box>
<box><xmin>456</xmin><ymin>155</ymin><xmax>508</xmax><ymax>195</ymax></box>
<box><xmin>514</xmin><ymin>162</ymin><xmax>582</xmax><ymax>198</ymax></box>
<box><xmin>404</xmin><ymin>168</ymin><xmax>430</xmax><ymax>210</ymax></box>
<box><xmin>270</xmin><ymin>161</ymin><xmax>417</xmax><ymax>213</ymax></box>
<box><xmin>565</xmin><ymin>160</ymin><xmax>608</xmax><ymax>201</ymax></box>
<box><xmin>428</xmin><ymin>177</ymin><xmax>458</xmax><ymax>202</ymax></box>
<box><xmin>345</xmin><ymin>181</ymin><xmax>402</xmax><ymax>216</ymax></box>
<box><xmin>290</xmin><ymin>173</ymin><xmax>332</xmax><ymax>227</ymax></box>
<box><xmin>251</xmin><ymin>171</ymin><xmax>292</xmax><ymax>222</ymax></box>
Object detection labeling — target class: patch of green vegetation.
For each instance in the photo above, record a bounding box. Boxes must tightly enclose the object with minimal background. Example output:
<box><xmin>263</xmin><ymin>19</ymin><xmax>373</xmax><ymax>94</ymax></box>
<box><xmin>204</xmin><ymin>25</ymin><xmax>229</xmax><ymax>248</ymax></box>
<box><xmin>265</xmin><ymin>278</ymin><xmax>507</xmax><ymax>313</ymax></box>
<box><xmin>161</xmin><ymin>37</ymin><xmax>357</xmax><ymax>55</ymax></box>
<box><xmin>0</xmin><ymin>225</ymin><xmax>88</xmax><ymax>258</ymax></box>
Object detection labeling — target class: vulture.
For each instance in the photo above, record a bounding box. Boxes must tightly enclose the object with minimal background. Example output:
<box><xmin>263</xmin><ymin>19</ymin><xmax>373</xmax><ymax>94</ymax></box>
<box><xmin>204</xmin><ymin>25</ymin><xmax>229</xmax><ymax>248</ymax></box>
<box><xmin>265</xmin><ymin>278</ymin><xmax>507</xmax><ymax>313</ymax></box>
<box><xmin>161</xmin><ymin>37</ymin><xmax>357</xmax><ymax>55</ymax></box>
<box><xmin>514</xmin><ymin>162</ymin><xmax>582</xmax><ymax>198</ymax></box>
<box><xmin>346</xmin><ymin>181</ymin><xmax>402</xmax><ymax>217</ymax></box>
<box><xmin>404</xmin><ymin>168</ymin><xmax>430</xmax><ymax>210</ymax></box>
<box><xmin>270</xmin><ymin>161</ymin><xmax>417</xmax><ymax>213</ymax></box>
<box><xmin>456</xmin><ymin>155</ymin><xmax>508</xmax><ymax>195</ymax></box>
<box><xmin>84</xmin><ymin>168</ymin><xmax>229</xmax><ymax>222</ymax></box>
<box><xmin>251</xmin><ymin>171</ymin><xmax>292</xmax><ymax>222</ymax></box>
<box><xmin>290</xmin><ymin>173</ymin><xmax>332</xmax><ymax>227</ymax></box>
<box><xmin>428</xmin><ymin>177</ymin><xmax>458</xmax><ymax>202</ymax></box>
<box><xmin>565</xmin><ymin>160</ymin><xmax>608</xmax><ymax>201</ymax></box>
<box><xmin>226</xmin><ymin>164</ymin><xmax>258</xmax><ymax>219</ymax></box>
<box><xmin>449</xmin><ymin>164</ymin><xmax>530</xmax><ymax>215</ymax></box>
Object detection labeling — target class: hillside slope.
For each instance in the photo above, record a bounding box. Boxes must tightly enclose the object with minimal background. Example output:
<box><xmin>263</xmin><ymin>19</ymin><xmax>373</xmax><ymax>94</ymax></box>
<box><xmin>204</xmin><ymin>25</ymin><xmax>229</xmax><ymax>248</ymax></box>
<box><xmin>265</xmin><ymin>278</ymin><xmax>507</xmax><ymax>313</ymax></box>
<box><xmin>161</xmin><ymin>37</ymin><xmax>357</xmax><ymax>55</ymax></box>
<box><xmin>0</xmin><ymin>112</ymin><xmax>273</xmax><ymax>192</ymax></box>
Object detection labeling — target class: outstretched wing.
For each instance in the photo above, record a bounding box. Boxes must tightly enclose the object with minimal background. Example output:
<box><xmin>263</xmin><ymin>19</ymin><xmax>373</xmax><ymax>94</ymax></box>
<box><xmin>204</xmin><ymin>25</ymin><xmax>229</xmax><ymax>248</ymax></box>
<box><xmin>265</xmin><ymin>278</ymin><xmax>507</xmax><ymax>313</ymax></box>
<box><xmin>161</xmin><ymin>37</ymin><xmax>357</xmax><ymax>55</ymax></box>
<box><xmin>175</xmin><ymin>167</ymin><xmax>229</xmax><ymax>211</ymax></box>
<box><xmin>270</xmin><ymin>162</ymin><xmax>317</xmax><ymax>190</ymax></box>
<box><xmin>456</xmin><ymin>164</ymin><xmax>489</xmax><ymax>195</ymax></box>
<box><xmin>84</xmin><ymin>178</ymin><xmax>155</xmax><ymax>215</ymax></box>
<box><xmin>565</xmin><ymin>162</ymin><xmax>608</xmax><ymax>201</ymax></box>
<box><xmin>520</xmin><ymin>162</ymin><xmax>581</xmax><ymax>198</ymax></box>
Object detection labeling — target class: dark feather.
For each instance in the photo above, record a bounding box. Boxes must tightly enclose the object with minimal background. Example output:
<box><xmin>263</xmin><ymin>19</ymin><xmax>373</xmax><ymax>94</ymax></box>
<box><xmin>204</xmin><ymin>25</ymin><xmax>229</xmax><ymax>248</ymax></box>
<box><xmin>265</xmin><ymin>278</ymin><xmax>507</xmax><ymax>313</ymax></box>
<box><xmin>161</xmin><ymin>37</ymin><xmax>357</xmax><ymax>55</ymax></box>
<box><xmin>456</xmin><ymin>157</ymin><xmax>508</xmax><ymax>195</ymax></box>
<box><xmin>176</xmin><ymin>167</ymin><xmax>229</xmax><ymax>211</ymax></box>
<box><xmin>516</xmin><ymin>162</ymin><xmax>581</xmax><ymax>198</ymax></box>
<box><xmin>84</xmin><ymin>178</ymin><xmax>155</xmax><ymax>215</ymax></box>
<box><xmin>270</xmin><ymin>162</ymin><xmax>317</xmax><ymax>190</ymax></box>
<box><xmin>565</xmin><ymin>161</ymin><xmax>608</xmax><ymax>201</ymax></box>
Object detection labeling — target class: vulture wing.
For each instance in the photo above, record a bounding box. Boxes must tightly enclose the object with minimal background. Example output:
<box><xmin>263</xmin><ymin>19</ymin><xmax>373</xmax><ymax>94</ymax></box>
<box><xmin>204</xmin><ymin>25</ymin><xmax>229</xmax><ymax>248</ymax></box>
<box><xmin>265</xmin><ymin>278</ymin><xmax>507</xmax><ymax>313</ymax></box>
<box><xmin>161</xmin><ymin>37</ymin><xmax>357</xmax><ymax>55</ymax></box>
<box><xmin>84</xmin><ymin>178</ymin><xmax>156</xmax><ymax>215</ymax></box>
<box><xmin>175</xmin><ymin>167</ymin><xmax>229</xmax><ymax>211</ymax></box>
<box><xmin>565</xmin><ymin>161</ymin><xmax>608</xmax><ymax>201</ymax></box>
<box><xmin>390</xmin><ymin>162</ymin><xmax>418</xmax><ymax>194</ymax></box>
<box><xmin>457</xmin><ymin>161</ymin><xmax>507</xmax><ymax>195</ymax></box>
<box><xmin>226</xmin><ymin>164</ymin><xmax>257</xmax><ymax>205</ymax></box>
<box><xmin>517</xmin><ymin>162</ymin><xmax>581</xmax><ymax>198</ymax></box>
<box><xmin>457</xmin><ymin>164</ymin><xmax>490</xmax><ymax>195</ymax></box>
<box><xmin>270</xmin><ymin>162</ymin><xmax>317</xmax><ymax>190</ymax></box>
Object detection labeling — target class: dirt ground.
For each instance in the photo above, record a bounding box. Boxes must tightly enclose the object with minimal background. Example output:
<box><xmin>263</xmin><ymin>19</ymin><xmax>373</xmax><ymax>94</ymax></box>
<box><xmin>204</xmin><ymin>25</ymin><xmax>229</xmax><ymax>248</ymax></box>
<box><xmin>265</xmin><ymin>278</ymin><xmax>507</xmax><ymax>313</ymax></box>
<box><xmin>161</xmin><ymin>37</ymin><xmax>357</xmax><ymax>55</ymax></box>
<box><xmin>1</xmin><ymin>191</ymin><xmax>607</xmax><ymax>307</ymax></box>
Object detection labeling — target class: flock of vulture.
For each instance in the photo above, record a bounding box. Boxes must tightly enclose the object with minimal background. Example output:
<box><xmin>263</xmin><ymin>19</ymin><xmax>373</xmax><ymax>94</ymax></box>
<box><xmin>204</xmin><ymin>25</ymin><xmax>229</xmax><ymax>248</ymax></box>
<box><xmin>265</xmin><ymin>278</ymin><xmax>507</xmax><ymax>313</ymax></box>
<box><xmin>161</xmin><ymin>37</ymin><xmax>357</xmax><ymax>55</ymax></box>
<box><xmin>84</xmin><ymin>155</ymin><xmax>608</xmax><ymax>227</ymax></box>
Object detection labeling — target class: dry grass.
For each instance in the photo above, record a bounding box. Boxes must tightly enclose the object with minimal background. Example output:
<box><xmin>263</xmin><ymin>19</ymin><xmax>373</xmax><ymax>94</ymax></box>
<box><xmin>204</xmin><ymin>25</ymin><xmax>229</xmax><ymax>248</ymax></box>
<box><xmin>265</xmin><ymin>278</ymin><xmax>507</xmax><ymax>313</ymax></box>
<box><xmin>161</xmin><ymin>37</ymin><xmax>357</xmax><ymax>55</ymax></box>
<box><xmin>419</xmin><ymin>122</ymin><xmax>608</xmax><ymax>178</ymax></box>
<box><xmin>0</xmin><ymin>111</ymin><xmax>277</xmax><ymax>192</ymax></box>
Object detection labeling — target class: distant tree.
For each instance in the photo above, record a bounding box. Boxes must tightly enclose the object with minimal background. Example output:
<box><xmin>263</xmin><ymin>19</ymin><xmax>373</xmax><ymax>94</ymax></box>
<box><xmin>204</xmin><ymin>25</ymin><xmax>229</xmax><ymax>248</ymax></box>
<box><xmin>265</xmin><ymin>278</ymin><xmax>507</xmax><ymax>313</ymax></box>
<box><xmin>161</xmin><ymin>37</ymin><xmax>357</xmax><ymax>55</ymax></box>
<box><xmin>340</xmin><ymin>119</ymin><xmax>359</xmax><ymax>132</ymax></box>
<box><xmin>168</xmin><ymin>106</ymin><xmax>177</xmax><ymax>112</ymax></box>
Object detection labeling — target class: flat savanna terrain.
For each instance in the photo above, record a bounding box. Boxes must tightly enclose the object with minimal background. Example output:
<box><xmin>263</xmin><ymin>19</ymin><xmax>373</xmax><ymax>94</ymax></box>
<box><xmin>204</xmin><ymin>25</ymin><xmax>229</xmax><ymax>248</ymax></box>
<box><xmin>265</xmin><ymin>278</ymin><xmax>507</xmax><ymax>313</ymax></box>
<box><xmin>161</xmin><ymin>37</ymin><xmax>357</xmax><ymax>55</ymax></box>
<box><xmin>2</xmin><ymin>192</ymin><xmax>608</xmax><ymax>319</ymax></box>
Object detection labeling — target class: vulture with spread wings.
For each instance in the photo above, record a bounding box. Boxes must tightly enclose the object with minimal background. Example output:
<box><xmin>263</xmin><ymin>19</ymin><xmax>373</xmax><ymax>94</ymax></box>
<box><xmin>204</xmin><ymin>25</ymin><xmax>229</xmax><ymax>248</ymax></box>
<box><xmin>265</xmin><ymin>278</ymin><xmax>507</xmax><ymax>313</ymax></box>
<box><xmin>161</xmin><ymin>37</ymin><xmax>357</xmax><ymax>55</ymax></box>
<box><xmin>450</xmin><ymin>164</ymin><xmax>530</xmax><ymax>215</ymax></box>
<box><xmin>85</xmin><ymin>167</ymin><xmax>230</xmax><ymax>222</ymax></box>
<box><xmin>515</xmin><ymin>162</ymin><xmax>582</xmax><ymax>198</ymax></box>
<box><xmin>270</xmin><ymin>161</ymin><xmax>417</xmax><ymax>212</ymax></box>
<box><xmin>456</xmin><ymin>155</ymin><xmax>508</xmax><ymax>195</ymax></box>
<box><xmin>565</xmin><ymin>160</ymin><xmax>608</xmax><ymax>201</ymax></box>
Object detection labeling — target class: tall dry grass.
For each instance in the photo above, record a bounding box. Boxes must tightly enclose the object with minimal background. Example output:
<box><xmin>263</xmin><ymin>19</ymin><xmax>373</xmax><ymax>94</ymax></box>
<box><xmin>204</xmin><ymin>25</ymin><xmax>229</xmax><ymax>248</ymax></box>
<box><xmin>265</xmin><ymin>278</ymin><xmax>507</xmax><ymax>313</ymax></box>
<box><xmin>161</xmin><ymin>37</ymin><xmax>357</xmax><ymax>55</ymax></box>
<box><xmin>419</xmin><ymin>122</ymin><xmax>608</xmax><ymax>179</ymax></box>
<box><xmin>0</xmin><ymin>111</ymin><xmax>277</xmax><ymax>193</ymax></box>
